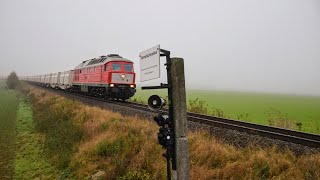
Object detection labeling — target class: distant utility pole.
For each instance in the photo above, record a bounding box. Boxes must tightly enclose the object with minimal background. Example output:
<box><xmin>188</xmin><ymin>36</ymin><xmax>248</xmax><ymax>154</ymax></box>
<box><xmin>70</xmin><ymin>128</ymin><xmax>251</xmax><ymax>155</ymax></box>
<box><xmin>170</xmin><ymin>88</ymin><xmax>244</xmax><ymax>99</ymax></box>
<box><xmin>170</xmin><ymin>58</ymin><xmax>189</xmax><ymax>180</ymax></box>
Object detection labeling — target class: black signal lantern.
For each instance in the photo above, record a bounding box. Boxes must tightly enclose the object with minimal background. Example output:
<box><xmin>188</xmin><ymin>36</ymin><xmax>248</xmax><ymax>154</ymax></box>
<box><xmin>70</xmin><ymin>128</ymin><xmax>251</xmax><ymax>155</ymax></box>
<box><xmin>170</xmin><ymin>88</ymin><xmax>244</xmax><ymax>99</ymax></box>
<box><xmin>148</xmin><ymin>95</ymin><xmax>166</xmax><ymax>111</ymax></box>
<box><xmin>154</xmin><ymin>114</ymin><xmax>174</xmax><ymax>148</ymax></box>
<box><xmin>154</xmin><ymin>114</ymin><xmax>170</xmax><ymax>126</ymax></box>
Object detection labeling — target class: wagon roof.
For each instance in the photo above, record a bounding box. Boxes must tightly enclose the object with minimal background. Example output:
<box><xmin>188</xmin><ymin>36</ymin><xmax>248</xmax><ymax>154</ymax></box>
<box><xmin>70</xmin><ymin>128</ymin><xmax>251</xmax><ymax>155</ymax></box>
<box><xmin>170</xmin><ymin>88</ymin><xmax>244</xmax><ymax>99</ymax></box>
<box><xmin>74</xmin><ymin>55</ymin><xmax>133</xmax><ymax>70</ymax></box>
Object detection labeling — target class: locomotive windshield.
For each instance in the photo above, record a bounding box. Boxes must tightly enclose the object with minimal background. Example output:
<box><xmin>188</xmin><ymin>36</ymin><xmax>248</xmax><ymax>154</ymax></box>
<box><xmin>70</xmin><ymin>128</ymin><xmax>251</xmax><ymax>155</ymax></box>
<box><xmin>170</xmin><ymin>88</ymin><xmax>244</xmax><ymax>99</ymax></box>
<box><xmin>124</xmin><ymin>64</ymin><xmax>133</xmax><ymax>72</ymax></box>
<box><xmin>112</xmin><ymin>63</ymin><xmax>121</xmax><ymax>71</ymax></box>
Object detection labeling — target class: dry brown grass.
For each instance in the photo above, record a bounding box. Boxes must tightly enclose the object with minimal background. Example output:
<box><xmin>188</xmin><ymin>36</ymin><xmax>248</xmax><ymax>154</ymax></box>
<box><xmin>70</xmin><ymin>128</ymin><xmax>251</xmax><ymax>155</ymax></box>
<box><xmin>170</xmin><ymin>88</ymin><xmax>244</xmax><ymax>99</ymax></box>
<box><xmin>26</xmin><ymin>85</ymin><xmax>320</xmax><ymax>180</ymax></box>
<box><xmin>70</xmin><ymin>105</ymin><xmax>167</xmax><ymax>179</ymax></box>
<box><xmin>190</xmin><ymin>131</ymin><xmax>320</xmax><ymax>179</ymax></box>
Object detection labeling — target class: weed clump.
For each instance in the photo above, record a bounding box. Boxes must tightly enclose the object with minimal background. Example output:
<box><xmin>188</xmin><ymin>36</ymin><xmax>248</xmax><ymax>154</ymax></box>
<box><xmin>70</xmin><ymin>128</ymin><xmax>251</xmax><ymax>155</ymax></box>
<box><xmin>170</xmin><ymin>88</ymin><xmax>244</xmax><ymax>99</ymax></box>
<box><xmin>118</xmin><ymin>170</ymin><xmax>152</xmax><ymax>180</ymax></box>
<box><xmin>211</xmin><ymin>107</ymin><xmax>227</xmax><ymax>118</ymax></box>
<box><xmin>236</xmin><ymin>113</ymin><xmax>249</xmax><ymax>121</ymax></box>
<box><xmin>96</xmin><ymin>138</ymin><xmax>124</xmax><ymax>157</ymax></box>
<box><xmin>99</xmin><ymin>122</ymin><xmax>109</xmax><ymax>131</ymax></box>
<box><xmin>130</xmin><ymin>97</ymin><xmax>145</xmax><ymax>104</ymax></box>
<box><xmin>266</xmin><ymin>108</ymin><xmax>299</xmax><ymax>130</ymax></box>
<box><xmin>188</xmin><ymin>98</ymin><xmax>234</xmax><ymax>119</ymax></box>
<box><xmin>188</xmin><ymin>98</ymin><xmax>208</xmax><ymax>114</ymax></box>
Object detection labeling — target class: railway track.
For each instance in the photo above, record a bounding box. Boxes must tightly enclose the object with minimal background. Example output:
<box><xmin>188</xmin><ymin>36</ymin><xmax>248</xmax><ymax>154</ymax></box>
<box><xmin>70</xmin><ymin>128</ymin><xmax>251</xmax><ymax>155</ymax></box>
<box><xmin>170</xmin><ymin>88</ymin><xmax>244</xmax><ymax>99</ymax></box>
<box><xmin>116</xmin><ymin>101</ymin><xmax>320</xmax><ymax>148</ymax></box>
<box><xmin>29</xmin><ymin>83</ymin><xmax>320</xmax><ymax>149</ymax></box>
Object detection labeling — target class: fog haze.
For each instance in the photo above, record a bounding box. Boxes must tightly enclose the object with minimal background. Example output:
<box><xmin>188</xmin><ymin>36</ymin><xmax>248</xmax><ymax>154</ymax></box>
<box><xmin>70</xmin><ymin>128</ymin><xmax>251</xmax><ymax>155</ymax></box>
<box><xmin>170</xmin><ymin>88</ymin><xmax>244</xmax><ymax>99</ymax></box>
<box><xmin>1</xmin><ymin>0</ymin><xmax>319</xmax><ymax>95</ymax></box>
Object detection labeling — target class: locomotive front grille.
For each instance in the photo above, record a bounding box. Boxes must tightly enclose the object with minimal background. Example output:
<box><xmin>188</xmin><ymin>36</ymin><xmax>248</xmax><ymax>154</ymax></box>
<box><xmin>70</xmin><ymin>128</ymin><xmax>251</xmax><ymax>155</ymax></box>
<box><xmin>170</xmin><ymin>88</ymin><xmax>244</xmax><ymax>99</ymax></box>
<box><xmin>117</xmin><ymin>84</ymin><xmax>129</xmax><ymax>88</ymax></box>
<box><xmin>111</xmin><ymin>73</ymin><xmax>134</xmax><ymax>84</ymax></box>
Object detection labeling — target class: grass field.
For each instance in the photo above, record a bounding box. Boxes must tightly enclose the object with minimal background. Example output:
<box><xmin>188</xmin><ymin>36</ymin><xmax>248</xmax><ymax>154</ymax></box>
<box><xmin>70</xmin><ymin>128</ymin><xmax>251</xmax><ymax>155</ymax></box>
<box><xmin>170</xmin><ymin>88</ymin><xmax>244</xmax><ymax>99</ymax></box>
<box><xmin>0</xmin><ymin>80</ymin><xmax>57</xmax><ymax>179</ymax></box>
<box><xmin>132</xmin><ymin>88</ymin><xmax>320</xmax><ymax>134</ymax></box>
<box><xmin>14</xmin><ymin>99</ymin><xmax>59</xmax><ymax>179</ymax></box>
<box><xmin>0</xmin><ymin>80</ymin><xmax>19</xmax><ymax>179</ymax></box>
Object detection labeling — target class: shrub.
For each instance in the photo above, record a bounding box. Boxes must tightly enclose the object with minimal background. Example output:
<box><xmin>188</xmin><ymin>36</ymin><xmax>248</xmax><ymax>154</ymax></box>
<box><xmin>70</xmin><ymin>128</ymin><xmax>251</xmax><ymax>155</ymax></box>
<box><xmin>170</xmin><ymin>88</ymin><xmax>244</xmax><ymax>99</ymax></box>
<box><xmin>211</xmin><ymin>107</ymin><xmax>227</xmax><ymax>118</ymax></box>
<box><xmin>236</xmin><ymin>113</ymin><xmax>250</xmax><ymax>122</ymax></box>
<box><xmin>295</xmin><ymin>122</ymin><xmax>303</xmax><ymax>131</ymax></box>
<box><xmin>188</xmin><ymin>98</ymin><xmax>208</xmax><ymax>114</ymax></box>
<box><xmin>266</xmin><ymin>108</ymin><xmax>297</xmax><ymax>130</ymax></box>
<box><xmin>6</xmin><ymin>71</ymin><xmax>20</xmax><ymax>90</ymax></box>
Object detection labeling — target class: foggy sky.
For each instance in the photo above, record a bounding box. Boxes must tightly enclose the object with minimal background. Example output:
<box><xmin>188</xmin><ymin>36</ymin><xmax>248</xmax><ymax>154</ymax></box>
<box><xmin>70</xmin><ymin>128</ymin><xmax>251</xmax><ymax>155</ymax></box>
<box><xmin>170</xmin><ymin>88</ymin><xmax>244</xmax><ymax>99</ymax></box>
<box><xmin>1</xmin><ymin>0</ymin><xmax>319</xmax><ymax>96</ymax></box>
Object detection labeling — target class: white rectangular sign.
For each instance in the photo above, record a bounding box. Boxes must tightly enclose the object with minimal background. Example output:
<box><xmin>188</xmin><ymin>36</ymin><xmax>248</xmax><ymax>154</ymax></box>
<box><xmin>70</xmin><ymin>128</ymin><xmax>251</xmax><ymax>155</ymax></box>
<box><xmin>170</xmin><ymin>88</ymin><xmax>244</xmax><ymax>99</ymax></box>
<box><xmin>139</xmin><ymin>45</ymin><xmax>160</xmax><ymax>82</ymax></box>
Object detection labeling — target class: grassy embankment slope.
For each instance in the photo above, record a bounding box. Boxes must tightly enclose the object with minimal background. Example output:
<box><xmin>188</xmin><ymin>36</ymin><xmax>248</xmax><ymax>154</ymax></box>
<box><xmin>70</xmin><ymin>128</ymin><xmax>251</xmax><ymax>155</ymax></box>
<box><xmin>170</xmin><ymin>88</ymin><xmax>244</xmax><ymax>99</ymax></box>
<box><xmin>25</xmin><ymin>85</ymin><xmax>320</xmax><ymax>179</ymax></box>
<box><xmin>133</xmin><ymin>88</ymin><xmax>320</xmax><ymax>134</ymax></box>
<box><xmin>0</xmin><ymin>80</ymin><xmax>58</xmax><ymax>179</ymax></box>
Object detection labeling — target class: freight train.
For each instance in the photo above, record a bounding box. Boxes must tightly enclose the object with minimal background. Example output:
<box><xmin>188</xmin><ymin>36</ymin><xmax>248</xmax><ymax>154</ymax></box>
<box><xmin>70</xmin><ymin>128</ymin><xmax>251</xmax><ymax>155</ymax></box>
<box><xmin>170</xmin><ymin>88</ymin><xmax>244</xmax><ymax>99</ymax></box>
<box><xmin>21</xmin><ymin>54</ymin><xmax>136</xmax><ymax>101</ymax></box>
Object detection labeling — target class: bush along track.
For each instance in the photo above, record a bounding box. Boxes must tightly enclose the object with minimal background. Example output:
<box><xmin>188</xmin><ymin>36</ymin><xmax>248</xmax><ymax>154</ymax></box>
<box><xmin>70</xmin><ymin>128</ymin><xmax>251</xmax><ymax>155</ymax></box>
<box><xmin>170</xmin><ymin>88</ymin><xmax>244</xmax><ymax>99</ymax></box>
<box><xmin>24</xmin><ymin>85</ymin><xmax>320</xmax><ymax>179</ymax></box>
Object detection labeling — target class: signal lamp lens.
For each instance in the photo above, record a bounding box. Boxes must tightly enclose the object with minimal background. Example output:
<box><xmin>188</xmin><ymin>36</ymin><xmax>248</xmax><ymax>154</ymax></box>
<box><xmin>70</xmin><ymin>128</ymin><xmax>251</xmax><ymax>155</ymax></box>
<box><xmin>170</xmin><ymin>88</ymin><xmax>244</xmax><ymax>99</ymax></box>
<box><xmin>153</xmin><ymin>100</ymin><xmax>157</xmax><ymax>105</ymax></box>
<box><xmin>130</xmin><ymin>84</ymin><xmax>135</xmax><ymax>88</ymax></box>
<box><xmin>110</xmin><ymin>84</ymin><xmax>114</xmax><ymax>87</ymax></box>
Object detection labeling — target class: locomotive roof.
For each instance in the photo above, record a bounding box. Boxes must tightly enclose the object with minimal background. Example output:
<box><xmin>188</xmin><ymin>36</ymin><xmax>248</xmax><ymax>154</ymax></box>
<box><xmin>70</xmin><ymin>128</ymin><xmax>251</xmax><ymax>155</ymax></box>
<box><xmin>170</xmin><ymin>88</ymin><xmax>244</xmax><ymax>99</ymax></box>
<box><xmin>74</xmin><ymin>55</ymin><xmax>133</xmax><ymax>70</ymax></box>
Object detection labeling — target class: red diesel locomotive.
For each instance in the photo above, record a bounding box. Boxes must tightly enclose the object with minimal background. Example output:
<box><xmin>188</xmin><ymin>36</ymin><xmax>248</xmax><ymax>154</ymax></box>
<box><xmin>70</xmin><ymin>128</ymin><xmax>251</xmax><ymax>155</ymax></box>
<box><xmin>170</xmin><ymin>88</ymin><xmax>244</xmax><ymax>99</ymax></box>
<box><xmin>72</xmin><ymin>54</ymin><xmax>136</xmax><ymax>100</ymax></box>
<box><xmin>23</xmin><ymin>54</ymin><xmax>136</xmax><ymax>101</ymax></box>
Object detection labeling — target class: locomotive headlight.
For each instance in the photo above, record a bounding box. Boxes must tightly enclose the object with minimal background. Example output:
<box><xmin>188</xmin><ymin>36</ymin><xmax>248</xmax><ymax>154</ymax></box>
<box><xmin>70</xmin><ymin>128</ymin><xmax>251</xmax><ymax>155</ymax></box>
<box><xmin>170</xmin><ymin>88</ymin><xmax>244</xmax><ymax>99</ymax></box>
<box><xmin>130</xmin><ymin>84</ymin><xmax>135</xmax><ymax>88</ymax></box>
<box><xmin>121</xmin><ymin>74</ymin><xmax>126</xmax><ymax>78</ymax></box>
<box><xmin>110</xmin><ymin>84</ymin><xmax>114</xmax><ymax>87</ymax></box>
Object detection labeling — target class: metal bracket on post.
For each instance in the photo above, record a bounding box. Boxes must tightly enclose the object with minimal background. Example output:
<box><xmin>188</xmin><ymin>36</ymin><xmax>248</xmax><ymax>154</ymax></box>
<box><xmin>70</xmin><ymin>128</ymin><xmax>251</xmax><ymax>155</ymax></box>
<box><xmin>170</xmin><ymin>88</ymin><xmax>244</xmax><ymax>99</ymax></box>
<box><xmin>142</xmin><ymin>49</ymin><xmax>177</xmax><ymax>180</ymax></box>
<box><xmin>142</xmin><ymin>49</ymin><xmax>189</xmax><ymax>180</ymax></box>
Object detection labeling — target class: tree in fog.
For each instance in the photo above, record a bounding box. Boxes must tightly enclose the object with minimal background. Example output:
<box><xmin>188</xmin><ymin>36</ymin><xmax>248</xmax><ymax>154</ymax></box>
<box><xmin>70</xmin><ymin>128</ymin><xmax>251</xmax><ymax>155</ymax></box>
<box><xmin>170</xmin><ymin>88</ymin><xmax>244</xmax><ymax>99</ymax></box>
<box><xmin>6</xmin><ymin>72</ymin><xmax>20</xmax><ymax>89</ymax></box>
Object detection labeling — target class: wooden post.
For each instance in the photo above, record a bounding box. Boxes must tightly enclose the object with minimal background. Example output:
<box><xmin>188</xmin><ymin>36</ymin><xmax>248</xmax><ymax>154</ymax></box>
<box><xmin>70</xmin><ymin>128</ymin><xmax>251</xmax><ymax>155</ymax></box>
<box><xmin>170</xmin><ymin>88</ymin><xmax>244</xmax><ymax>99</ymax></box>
<box><xmin>170</xmin><ymin>58</ymin><xmax>189</xmax><ymax>180</ymax></box>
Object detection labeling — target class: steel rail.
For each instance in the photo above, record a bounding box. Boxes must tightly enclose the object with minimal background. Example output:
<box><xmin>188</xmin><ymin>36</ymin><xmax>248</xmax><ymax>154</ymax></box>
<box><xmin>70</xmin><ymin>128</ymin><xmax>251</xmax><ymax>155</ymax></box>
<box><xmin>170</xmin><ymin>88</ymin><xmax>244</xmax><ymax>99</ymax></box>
<box><xmin>118</xmin><ymin>101</ymin><xmax>320</xmax><ymax>148</ymax></box>
<box><xmin>29</xmin><ymin>83</ymin><xmax>320</xmax><ymax>148</ymax></box>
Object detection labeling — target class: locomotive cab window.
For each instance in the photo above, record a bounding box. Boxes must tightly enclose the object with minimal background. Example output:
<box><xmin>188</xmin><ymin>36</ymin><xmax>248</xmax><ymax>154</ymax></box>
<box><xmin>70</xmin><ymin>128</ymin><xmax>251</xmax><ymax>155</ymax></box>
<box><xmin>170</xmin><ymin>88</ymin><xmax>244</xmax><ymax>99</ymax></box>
<box><xmin>124</xmin><ymin>64</ymin><xmax>133</xmax><ymax>72</ymax></box>
<box><xmin>112</xmin><ymin>63</ymin><xmax>121</xmax><ymax>71</ymax></box>
<box><xmin>105</xmin><ymin>65</ymin><xmax>109</xmax><ymax>71</ymax></box>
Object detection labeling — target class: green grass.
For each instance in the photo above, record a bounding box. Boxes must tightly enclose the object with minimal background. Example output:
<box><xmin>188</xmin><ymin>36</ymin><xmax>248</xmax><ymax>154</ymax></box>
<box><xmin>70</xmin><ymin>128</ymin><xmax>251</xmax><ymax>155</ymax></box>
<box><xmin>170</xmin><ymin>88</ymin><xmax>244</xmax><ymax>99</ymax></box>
<box><xmin>31</xmin><ymin>94</ymin><xmax>83</xmax><ymax>174</ymax></box>
<box><xmin>14</xmin><ymin>98</ymin><xmax>59</xmax><ymax>179</ymax></box>
<box><xmin>0</xmin><ymin>80</ymin><xmax>59</xmax><ymax>179</ymax></box>
<box><xmin>0</xmin><ymin>80</ymin><xmax>19</xmax><ymax>179</ymax></box>
<box><xmin>132</xmin><ymin>88</ymin><xmax>320</xmax><ymax>134</ymax></box>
